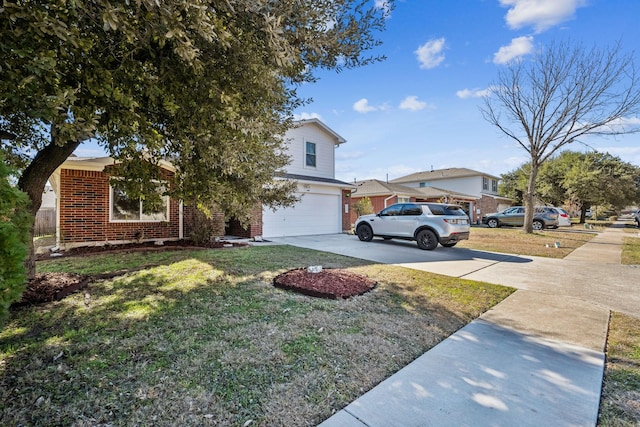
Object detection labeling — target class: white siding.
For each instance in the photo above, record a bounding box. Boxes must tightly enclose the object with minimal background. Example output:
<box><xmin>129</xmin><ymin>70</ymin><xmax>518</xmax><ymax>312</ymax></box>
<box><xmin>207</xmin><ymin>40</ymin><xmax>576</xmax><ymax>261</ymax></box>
<box><xmin>283</xmin><ymin>123</ymin><xmax>336</xmax><ymax>178</ymax></box>
<box><xmin>404</xmin><ymin>176</ymin><xmax>482</xmax><ymax>196</ymax></box>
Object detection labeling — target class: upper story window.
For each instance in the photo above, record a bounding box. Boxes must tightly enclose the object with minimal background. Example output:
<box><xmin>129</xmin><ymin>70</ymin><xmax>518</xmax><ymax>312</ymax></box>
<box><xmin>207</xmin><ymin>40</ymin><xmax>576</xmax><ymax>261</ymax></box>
<box><xmin>305</xmin><ymin>141</ymin><xmax>316</xmax><ymax>167</ymax></box>
<box><xmin>110</xmin><ymin>181</ymin><xmax>169</xmax><ymax>222</ymax></box>
<box><xmin>482</xmin><ymin>177</ymin><xmax>489</xmax><ymax>191</ymax></box>
<box><xmin>491</xmin><ymin>179</ymin><xmax>498</xmax><ymax>193</ymax></box>
<box><xmin>419</xmin><ymin>181</ymin><xmax>430</xmax><ymax>187</ymax></box>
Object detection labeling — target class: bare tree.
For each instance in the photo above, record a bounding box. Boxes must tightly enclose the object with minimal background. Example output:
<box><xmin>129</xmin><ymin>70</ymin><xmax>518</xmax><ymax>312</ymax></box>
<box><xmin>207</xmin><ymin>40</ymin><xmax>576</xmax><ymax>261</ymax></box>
<box><xmin>482</xmin><ymin>40</ymin><xmax>640</xmax><ymax>232</ymax></box>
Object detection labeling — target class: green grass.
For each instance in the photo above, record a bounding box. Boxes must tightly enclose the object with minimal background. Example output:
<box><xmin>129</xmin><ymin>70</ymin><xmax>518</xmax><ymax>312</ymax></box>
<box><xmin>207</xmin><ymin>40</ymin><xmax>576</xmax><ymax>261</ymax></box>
<box><xmin>1</xmin><ymin>245</ymin><xmax>513</xmax><ymax>426</ymax></box>
<box><xmin>598</xmin><ymin>312</ymin><xmax>640</xmax><ymax>426</ymax></box>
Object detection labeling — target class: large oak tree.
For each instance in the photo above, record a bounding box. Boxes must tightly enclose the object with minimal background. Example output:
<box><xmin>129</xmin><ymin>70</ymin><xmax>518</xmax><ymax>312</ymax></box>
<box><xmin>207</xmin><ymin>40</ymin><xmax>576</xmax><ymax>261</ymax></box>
<box><xmin>482</xmin><ymin>40</ymin><xmax>640</xmax><ymax>232</ymax></box>
<box><xmin>0</xmin><ymin>0</ymin><xmax>390</xmax><ymax>277</ymax></box>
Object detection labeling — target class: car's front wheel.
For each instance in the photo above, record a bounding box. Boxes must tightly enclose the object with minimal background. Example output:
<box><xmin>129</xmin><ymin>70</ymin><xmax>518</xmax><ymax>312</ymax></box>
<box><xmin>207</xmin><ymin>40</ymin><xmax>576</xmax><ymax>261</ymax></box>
<box><xmin>532</xmin><ymin>220</ymin><xmax>544</xmax><ymax>231</ymax></box>
<box><xmin>356</xmin><ymin>224</ymin><xmax>374</xmax><ymax>242</ymax></box>
<box><xmin>486</xmin><ymin>218</ymin><xmax>499</xmax><ymax>228</ymax></box>
<box><xmin>416</xmin><ymin>229</ymin><xmax>438</xmax><ymax>250</ymax></box>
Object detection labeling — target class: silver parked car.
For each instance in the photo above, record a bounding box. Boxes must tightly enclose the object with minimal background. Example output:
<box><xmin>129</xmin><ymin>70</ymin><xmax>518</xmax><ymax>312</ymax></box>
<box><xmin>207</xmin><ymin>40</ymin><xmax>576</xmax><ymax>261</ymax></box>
<box><xmin>354</xmin><ymin>203</ymin><xmax>470</xmax><ymax>250</ymax></box>
<box><xmin>482</xmin><ymin>206</ymin><xmax>559</xmax><ymax>230</ymax></box>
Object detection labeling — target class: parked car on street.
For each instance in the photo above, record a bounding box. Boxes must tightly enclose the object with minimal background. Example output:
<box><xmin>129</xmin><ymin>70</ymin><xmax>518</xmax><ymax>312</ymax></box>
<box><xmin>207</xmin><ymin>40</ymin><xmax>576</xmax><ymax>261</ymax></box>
<box><xmin>549</xmin><ymin>207</ymin><xmax>571</xmax><ymax>227</ymax></box>
<box><xmin>634</xmin><ymin>209</ymin><xmax>640</xmax><ymax>228</ymax></box>
<box><xmin>354</xmin><ymin>202</ymin><xmax>470</xmax><ymax>250</ymax></box>
<box><xmin>482</xmin><ymin>206</ymin><xmax>559</xmax><ymax>230</ymax></box>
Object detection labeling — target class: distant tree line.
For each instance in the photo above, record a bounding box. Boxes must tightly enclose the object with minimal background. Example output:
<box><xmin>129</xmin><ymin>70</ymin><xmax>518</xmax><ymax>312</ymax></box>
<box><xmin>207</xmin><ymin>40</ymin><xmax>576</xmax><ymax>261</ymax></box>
<box><xmin>499</xmin><ymin>151</ymin><xmax>640</xmax><ymax>222</ymax></box>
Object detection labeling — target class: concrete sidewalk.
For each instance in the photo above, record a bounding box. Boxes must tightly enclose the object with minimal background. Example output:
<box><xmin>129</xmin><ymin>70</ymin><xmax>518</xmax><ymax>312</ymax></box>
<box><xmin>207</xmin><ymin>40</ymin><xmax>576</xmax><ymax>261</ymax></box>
<box><xmin>288</xmin><ymin>223</ymin><xmax>636</xmax><ymax>426</ymax></box>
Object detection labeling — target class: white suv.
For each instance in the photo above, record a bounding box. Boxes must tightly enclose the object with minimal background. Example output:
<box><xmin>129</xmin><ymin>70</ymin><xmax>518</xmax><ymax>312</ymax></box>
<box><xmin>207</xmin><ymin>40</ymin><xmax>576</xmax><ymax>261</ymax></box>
<box><xmin>354</xmin><ymin>203</ymin><xmax>470</xmax><ymax>250</ymax></box>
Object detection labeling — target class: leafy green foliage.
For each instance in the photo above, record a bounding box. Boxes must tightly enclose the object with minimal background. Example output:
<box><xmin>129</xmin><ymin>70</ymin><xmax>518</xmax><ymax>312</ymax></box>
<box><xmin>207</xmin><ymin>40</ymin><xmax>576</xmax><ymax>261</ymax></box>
<box><xmin>354</xmin><ymin>196</ymin><xmax>375</xmax><ymax>216</ymax></box>
<box><xmin>0</xmin><ymin>0</ymin><xmax>391</xmax><ymax>272</ymax></box>
<box><xmin>500</xmin><ymin>151</ymin><xmax>640</xmax><ymax>220</ymax></box>
<box><xmin>0</xmin><ymin>156</ymin><xmax>32</xmax><ymax>319</ymax></box>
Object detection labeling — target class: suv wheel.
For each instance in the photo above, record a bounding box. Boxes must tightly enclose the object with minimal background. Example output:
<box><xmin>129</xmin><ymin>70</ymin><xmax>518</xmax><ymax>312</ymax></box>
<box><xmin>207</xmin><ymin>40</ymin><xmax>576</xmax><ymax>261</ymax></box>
<box><xmin>416</xmin><ymin>229</ymin><xmax>438</xmax><ymax>250</ymax></box>
<box><xmin>356</xmin><ymin>224</ymin><xmax>373</xmax><ymax>242</ymax></box>
<box><xmin>486</xmin><ymin>218</ymin><xmax>499</xmax><ymax>228</ymax></box>
<box><xmin>532</xmin><ymin>220</ymin><xmax>544</xmax><ymax>231</ymax></box>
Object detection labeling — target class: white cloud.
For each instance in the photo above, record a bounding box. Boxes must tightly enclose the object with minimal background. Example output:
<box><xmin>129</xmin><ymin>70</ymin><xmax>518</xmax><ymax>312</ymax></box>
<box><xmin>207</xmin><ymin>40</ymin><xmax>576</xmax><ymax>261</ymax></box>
<box><xmin>493</xmin><ymin>36</ymin><xmax>534</xmax><ymax>64</ymax></box>
<box><xmin>399</xmin><ymin>96</ymin><xmax>430</xmax><ymax>111</ymax></box>
<box><xmin>415</xmin><ymin>37</ymin><xmax>446</xmax><ymax>69</ymax></box>
<box><xmin>500</xmin><ymin>0</ymin><xmax>586</xmax><ymax>33</ymax></box>
<box><xmin>294</xmin><ymin>112</ymin><xmax>323</xmax><ymax>121</ymax></box>
<box><xmin>375</xmin><ymin>0</ymin><xmax>392</xmax><ymax>19</ymax></box>
<box><xmin>352</xmin><ymin>98</ymin><xmax>389</xmax><ymax>113</ymax></box>
<box><xmin>456</xmin><ymin>87</ymin><xmax>494</xmax><ymax>99</ymax></box>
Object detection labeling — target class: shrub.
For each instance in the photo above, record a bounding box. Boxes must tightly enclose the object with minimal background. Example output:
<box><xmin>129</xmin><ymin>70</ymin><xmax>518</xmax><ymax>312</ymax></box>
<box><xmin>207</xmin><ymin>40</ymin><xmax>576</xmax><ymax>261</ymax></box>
<box><xmin>0</xmin><ymin>156</ymin><xmax>32</xmax><ymax>319</ymax></box>
<box><xmin>354</xmin><ymin>197</ymin><xmax>374</xmax><ymax>216</ymax></box>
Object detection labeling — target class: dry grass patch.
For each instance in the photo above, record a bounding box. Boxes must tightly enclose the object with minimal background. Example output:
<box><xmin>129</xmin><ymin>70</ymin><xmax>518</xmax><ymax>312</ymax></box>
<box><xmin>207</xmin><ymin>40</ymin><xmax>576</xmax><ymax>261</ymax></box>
<box><xmin>458</xmin><ymin>227</ymin><xmax>596</xmax><ymax>258</ymax></box>
<box><xmin>1</xmin><ymin>246</ymin><xmax>513</xmax><ymax>427</ymax></box>
<box><xmin>621</xmin><ymin>237</ymin><xmax>640</xmax><ymax>265</ymax></box>
<box><xmin>599</xmin><ymin>312</ymin><xmax>640</xmax><ymax>426</ymax></box>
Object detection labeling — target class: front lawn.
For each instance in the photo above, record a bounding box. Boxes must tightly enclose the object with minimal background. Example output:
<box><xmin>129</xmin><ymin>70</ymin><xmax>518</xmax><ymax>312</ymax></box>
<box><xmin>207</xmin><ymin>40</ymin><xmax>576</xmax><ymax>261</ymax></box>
<box><xmin>1</xmin><ymin>246</ymin><xmax>513</xmax><ymax>426</ymax></box>
<box><xmin>458</xmin><ymin>227</ymin><xmax>596</xmax><ymax>258</ymax></box>
<box><xmin>622</xmin><ymin>237</ymin><xmax>640</xmax><ymax>265</ymax></box>
<box><xmin>598</xmin><ymin>312</ymin><xmax>640</xmax><ymax>426</ymax></box>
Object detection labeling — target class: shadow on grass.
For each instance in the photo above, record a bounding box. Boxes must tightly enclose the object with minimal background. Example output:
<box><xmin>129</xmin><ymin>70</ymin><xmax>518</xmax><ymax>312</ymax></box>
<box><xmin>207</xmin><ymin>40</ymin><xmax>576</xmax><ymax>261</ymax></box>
<box><xmin>1</xmin><ymin>246</ymin><xmax>511</xmax><ymax>427</ymax></box>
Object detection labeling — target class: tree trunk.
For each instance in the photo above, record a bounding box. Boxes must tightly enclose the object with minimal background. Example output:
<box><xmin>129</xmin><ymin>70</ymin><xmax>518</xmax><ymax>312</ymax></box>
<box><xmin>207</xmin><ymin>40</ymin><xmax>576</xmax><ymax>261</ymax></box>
<box><xmin>18</xmin><ymin>134</ymin><xmax>82</xmax><ymax>279</ymax></box>
<box><xmin>523</xmin><ymin>162</ymin><xmax>540</xmax><ymax>233</ymax></box>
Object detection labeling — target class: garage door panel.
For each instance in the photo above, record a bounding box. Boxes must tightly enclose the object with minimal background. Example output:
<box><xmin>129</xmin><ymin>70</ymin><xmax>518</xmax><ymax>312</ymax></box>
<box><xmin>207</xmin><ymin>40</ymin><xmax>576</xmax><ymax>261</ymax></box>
<box><xmin>263</xmin><ymin>193</ymin><xmax>341</xmax><ymax>237</ymax></box>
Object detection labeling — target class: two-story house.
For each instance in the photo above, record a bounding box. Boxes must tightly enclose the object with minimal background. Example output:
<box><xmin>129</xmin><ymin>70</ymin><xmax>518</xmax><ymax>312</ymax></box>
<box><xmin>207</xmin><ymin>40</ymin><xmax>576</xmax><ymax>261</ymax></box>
<box><xmin>390</xmin><ymin>168</ymin><xmax>512</xmax><ymax>223</ymax></box>
<box><xmin>260</xmin><ymin>119</ymin><xmax>354</xmax><ymax>237</ymax></box>
<box><xmin>47</xmin><ymin>119</ymin><xmax>353</xmax><ymax>249</ymax></box>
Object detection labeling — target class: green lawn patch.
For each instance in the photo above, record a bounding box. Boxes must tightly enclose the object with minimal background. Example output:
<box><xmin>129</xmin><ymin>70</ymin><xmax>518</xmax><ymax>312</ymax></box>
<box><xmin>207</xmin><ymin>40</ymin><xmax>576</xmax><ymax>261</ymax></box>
<box><xmin>1</xmin><ymin>245</ymin><xmax>513</xmax><ymax>426</ymax></box>
<box><xmin>598</xmin><ymin>312</ymin><xmax>640</xmax><ymax>426</ymax></box>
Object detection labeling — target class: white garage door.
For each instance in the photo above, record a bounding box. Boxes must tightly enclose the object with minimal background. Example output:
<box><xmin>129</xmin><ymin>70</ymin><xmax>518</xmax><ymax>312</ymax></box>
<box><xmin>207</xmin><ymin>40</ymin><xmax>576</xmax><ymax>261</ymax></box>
<box><xmin>263</xmin><ymin>192</ymin><xmax>341</xmax><ymax>237</ymax></box>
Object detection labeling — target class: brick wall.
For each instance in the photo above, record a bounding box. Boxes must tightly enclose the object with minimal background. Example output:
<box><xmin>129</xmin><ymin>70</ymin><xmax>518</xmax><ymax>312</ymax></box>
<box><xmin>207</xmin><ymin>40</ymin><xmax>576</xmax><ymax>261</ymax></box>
<box><xmin>342</xmin><ymin>189</ymin><xmax>351</xmax><ymax>232</ymax></box>
<box><xmin>59</xmin><ymin>168</ymin><xmax>180</xmax><ymax>247</ymax></box>
<box><xmin>225</xmin><ymin>204</ymin><xmax>263</xmax><ymax>238</ymax></box>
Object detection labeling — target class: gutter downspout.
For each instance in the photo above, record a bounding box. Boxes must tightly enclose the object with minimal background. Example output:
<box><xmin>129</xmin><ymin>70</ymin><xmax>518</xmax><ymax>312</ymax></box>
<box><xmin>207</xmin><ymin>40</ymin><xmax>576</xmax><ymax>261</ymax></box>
<box><xmin>179</xmin><ymin>201</ymin><xmax>184</xmax><ymax>239</ymax></box>
<box><xmin>383</xmin><ymin>194</ymin><xmax>396</xmax><ymax>208</ymax></box>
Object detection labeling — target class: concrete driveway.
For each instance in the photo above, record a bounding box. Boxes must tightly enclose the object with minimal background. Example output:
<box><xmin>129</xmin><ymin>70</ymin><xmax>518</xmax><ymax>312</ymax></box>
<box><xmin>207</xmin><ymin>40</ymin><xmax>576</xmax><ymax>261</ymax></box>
<box><xmin>269</xmin><ymin>233</ymin><xmax>533</xmax><ymax>277</ymax></box>
<box><xmin>269</xmin><ymin>231</ymin><xmax>640</xmax><ymax>318</ymax></box>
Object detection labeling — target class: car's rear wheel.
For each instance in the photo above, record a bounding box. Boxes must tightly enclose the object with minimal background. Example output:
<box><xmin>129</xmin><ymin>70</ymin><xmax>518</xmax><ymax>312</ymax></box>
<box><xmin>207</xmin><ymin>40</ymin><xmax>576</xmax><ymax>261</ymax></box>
<box><xmin>356</xmin><ymin>224</ymin><xmax>373</xmax><ymax>242</ymax></box>
<box><xmin>416</xmin><ymin>229</ymin><xmax>438</xmax><ymax>250</ymax></box>
<box><xmin>486</xmin><ymin>218</ymin><xmax>499</xmax><ymax>228</ymax></box>
<box><xmin>440</xmin><ymin>242</ymin><xmax>457</xmax><ymax>248</ymax></box>
<box><xmin>532</xmin><ymin>220</ymin><xmax>544</xmax><ymax>231</ymax></box>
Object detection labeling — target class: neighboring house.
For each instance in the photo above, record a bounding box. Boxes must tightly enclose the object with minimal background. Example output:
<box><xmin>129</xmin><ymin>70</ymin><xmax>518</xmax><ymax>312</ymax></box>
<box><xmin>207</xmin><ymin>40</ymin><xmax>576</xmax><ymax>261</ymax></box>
<box><xmin>349</xmin><ymin>179</ymin><xmax>477</xmax><ymax>225</ymax></box>
<box><xmin>48</xmin><ymin>156</ymin><xmax>184</xmax><ymax>249</ymax></box>
<box><xmin>259</xmin><ymin>119</ymin><xmax>354</xmax><ymax>238</ymax></box>
<box><xmin>390</xmin><ymin>168</ymin><xmax>512</xmax><ymax>224</ymax></box>
<box><xmin>48</xmin><ymin>119</ymin><xmax>353</xmax><ymax>249</ymax></box>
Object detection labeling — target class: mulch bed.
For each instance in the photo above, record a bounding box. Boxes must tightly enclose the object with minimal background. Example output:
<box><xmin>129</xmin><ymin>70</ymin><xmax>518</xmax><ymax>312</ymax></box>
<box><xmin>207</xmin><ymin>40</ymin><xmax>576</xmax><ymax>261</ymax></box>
<box><xmin>273</xmin><ymin>268</ymin><xmax>377</xmax><ymax>299</ymax></box>
<box><xmin>19</xmin><ymin>240</ymin><xmax>248</xmax><ymax>306</ymax></box>
<box><xmin>16</xmin><ymin>273</ymin><xmax>90</xmax><ymax>306</ymax></box>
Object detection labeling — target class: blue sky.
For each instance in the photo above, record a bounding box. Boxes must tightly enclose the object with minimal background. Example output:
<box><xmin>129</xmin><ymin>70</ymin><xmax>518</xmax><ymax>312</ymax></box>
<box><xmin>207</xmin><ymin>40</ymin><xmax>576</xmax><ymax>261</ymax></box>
<box><xmin>292</xmin><ymin>0</ymin><xmax>640</xmax><ymax>182</ymax></box>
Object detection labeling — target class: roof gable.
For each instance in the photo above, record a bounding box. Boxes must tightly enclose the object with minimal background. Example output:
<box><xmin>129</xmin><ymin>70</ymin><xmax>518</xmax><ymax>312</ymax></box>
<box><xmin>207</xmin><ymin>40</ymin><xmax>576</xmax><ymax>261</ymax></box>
<box><xmin>390</xmin><ymin>168</ymin><xmax>500</xmax><ymax>183</ymax></box>
<box><xmin>294</xmin><ymin>118</ymin><xmax>346</xmax><ymax>146</ymax></box>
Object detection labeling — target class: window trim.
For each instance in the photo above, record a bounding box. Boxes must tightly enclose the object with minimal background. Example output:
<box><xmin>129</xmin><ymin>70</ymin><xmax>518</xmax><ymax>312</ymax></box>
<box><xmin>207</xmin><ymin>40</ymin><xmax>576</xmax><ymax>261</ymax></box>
<box><xmin>109</xmin><ymin>180</ymin><xmax>170</xmax><ymax>223</ymax></box>
<box><xmin>305</xmin><ymin>141</ymin><xmax>317</xmax><ymax>168</ymax></box>
<box><xmin>482</xmin><ymin>177</ymin><xmax>489</xmax><ymax>191</ymax></box>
